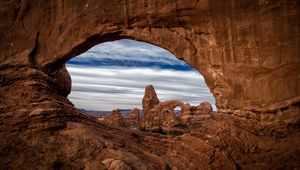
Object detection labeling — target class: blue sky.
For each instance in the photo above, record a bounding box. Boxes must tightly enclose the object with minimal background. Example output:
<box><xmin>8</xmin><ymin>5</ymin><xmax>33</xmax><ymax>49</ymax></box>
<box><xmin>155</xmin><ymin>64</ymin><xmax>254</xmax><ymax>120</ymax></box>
<box><xmin>66</xmin><ymin>39</ymin><xmax>216</xmax><ymax>111</ymax></box>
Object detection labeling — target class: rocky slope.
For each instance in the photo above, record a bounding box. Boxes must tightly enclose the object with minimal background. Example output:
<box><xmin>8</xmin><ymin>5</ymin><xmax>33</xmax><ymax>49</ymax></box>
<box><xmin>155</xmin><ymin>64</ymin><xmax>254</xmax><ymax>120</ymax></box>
<box><xmin>0</xmin><ymin>0</ymin><xmax>299</xmax><ymax>169</ymax></box>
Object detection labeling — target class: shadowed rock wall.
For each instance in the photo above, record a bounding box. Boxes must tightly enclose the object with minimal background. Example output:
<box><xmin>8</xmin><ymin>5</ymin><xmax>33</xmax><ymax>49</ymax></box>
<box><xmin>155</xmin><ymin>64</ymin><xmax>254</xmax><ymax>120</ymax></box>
<box><xmin>1</xmin><ymin>0</ymin><xmax>299</xmax><ymax>112</ymax></box>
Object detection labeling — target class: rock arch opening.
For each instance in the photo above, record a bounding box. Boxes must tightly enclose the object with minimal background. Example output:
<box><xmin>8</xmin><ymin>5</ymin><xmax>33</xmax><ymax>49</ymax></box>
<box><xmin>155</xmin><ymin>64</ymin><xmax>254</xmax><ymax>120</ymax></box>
<box><xmin>174</xmin><ymin>106</ymin><xmax>182</xmax><ymax>116</ymax></box>
<box><xmin>65</xmin><ymin>39</ymin><xmax>216</xmax><ymax>114</ymax></box>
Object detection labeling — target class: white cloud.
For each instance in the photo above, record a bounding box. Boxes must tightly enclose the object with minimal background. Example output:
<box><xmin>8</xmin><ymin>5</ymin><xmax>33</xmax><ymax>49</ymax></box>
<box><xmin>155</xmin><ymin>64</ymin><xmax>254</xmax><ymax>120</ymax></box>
<box><xmin>71</xmin><ymin>39</ymin><xmax>187</xmax><ymax>67</ymax></box>
<box><xmin>66</xmin><ymin>39</ymin><xmax>216</xmax><ymax>111</ymax></box>
<box><xmin>66</xmin><ymin>66</ymin><xmax>216</xmax><ymax>111</ymax></box>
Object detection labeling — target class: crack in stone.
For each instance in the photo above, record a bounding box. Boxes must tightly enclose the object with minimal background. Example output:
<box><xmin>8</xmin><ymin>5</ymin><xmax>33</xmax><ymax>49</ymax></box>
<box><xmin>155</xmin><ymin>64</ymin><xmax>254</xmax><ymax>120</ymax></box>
<box><xmin>28</xmin><ymin>31</ymin><xmax>39</xmax><ymax>66</ymax></box>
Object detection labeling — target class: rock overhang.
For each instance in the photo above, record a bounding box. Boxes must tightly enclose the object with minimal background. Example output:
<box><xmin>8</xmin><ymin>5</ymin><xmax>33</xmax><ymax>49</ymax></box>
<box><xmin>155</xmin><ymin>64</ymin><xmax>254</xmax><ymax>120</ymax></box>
<box><xmin>0</xmin><ymin>0</ymin><xmax>299</xmax><ymax>112</ymax></box>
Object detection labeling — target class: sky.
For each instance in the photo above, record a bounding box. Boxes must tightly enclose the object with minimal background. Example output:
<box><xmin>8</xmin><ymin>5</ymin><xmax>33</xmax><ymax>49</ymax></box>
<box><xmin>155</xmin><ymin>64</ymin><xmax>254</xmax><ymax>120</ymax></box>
<box><xmin>66</xmin><ymin>39</ymin><xmax>216</xmax><ymax>111</ymax></box>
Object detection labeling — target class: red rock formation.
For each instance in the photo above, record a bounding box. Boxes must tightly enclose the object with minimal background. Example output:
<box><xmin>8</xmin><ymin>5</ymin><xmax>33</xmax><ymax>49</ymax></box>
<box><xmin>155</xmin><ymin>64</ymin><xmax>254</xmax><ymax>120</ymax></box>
<box><xmin>129</xmin><ymin>108</ymin><xmax>140</xmax><ymax>122</ymax></box>
<box><xmin>196</xmin><ymin>102</ymin><xmax>213</xmax><ymax>114</ymax></box>
<box><xmin>142</xmin><ymin>85</ymin><xmax>160</xmax><ymax>117</ymax></box>
<box><xmin>123</xmin><ymin>108</ymin><xmax>141</xmax><ymax>128</ymax></box>
<box><xmin>106</xmin><ymin>109</ymin><xmax>125</xmax><ymax>126</ymax></box>
<box><xmin>0</xmin><ymin>0</ymin><xmax>299</xmax><ymax>169</ymax></box>
<box><xmin>142</xmin><ymin>93</ymin><xmax>214</xmax><ymax>131</ymax></box>
<box><xmin>1</xmin><ymin>0</ymin><xmax>299</xmax><ymax>111</ymax></box>
<box><xmin>141</xmin><ymin>85</ymin><xmax>212</xmax><ymax>133</ymax></box>
<box><xmin>143</xmin><ymin>100</ymin><xmax>180</xmax><ymax>128</ymax></box>
<box><xmin>179</xmin><ymin>102</ymin><xmax>213</xmax><ymax>125</ymax></box>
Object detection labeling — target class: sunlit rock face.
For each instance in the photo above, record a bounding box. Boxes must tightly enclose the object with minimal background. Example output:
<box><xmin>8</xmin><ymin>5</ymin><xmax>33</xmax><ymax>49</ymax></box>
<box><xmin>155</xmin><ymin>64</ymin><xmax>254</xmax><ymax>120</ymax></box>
<box><xmin>0</xmin><ymin>0</ymin><xmax>300</xmax><ymax>169</ymax></box>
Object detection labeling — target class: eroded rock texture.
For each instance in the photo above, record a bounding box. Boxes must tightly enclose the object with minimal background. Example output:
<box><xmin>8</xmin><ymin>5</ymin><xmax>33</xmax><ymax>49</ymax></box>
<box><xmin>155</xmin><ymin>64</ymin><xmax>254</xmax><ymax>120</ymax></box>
<box><xmin>0</xmin><ymin>0</ymin><xmax>300</xmax><ymax>169</ymax></box>
<box><xmin>106</xmin><ymin>109</ymin><xmax>125</xmax><ymax>126</ymax></box>
<box><xmin>141</xmin><ymin>86</ymin><xmax>214</xmax><ymax>134</ymax></box>
<box><xmin>143</xmin><ymin>100</ymin><xmax>180</xmax><ymax>128</ymax></box>
<box><xmin>142</xmin><ymin>85</ymin><xmax>160</xmax><ymax>116</ymax></box>
<box><xmin>129</xmin><ymin>108</ymin><xmax>140</xmax><ymax>122</ymax></box>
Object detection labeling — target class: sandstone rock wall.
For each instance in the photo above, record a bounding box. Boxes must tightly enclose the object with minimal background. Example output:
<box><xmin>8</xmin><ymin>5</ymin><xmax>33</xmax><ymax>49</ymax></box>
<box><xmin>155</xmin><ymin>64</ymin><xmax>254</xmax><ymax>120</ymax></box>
<box><xmin>1</xmin><ymin>0</ymin><xmax>299</xmax><ymax>112</ymax></box>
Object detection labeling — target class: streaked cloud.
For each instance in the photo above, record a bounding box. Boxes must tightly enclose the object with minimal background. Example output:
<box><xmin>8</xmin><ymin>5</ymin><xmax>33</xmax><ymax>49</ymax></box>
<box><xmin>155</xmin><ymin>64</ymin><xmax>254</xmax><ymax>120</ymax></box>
<box><xmin>68</xmin><ymin>39</ymin><xmax>192</xmax><ymax>71</ymax></box>
<box><xmin>66</xmin><ymin>39</ymin><xmax>216</xmax><ymax>111</ymax></box>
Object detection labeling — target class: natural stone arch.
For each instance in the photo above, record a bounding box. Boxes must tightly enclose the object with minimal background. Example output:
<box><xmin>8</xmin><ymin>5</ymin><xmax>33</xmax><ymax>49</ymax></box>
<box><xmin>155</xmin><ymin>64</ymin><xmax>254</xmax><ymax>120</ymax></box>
<box><xmin>1</xmin><ymin>1</ymin><xmax>300</xmax><ymax>169</ymax></box>
<box><xmin>1</xmin><ymin>0</ymin><xmax>299</xmax><ymax>113</ymax></box>
<box><xmin>142</xmin><ymin>100</ymin><xmax>187</xmax><ymax>127</ymax></box>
